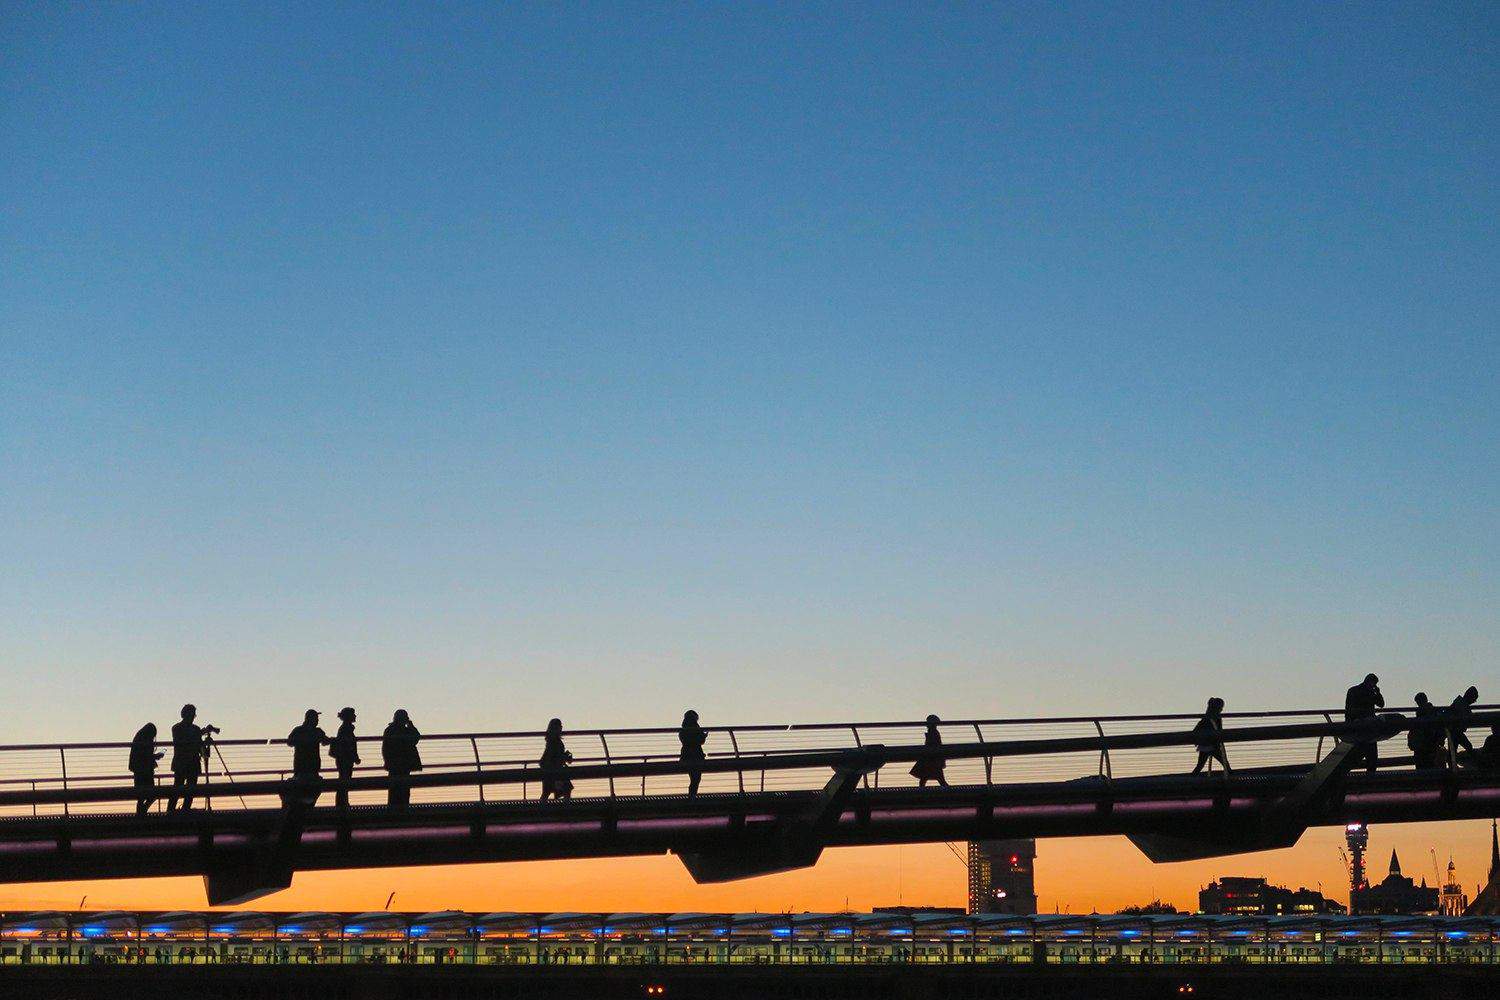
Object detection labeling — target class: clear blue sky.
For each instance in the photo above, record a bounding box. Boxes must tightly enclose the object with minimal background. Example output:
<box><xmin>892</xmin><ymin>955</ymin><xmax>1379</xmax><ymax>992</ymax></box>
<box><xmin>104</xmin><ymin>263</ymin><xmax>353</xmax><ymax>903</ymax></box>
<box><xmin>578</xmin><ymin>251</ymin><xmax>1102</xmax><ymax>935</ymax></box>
<box><xmin>2</xmin><ymin>3</ymin><xmax>1496</xmax><ymax>742</ymax></box>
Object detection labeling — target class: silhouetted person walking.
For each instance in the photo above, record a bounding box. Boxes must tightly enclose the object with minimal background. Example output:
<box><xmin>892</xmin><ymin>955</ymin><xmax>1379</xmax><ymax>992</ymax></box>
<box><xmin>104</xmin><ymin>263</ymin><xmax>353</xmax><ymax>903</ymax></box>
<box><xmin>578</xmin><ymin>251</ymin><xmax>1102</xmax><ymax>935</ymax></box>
<box><xmin>167</xmin><ymin>705</ymin><xmax>217</xmax><ymax>813</ymax></box>
<box><xmin>129</xmin><ymin>723</ymin><xmax>163</xmax><ymax>816</ymax></box>
<box><xmin>1344</xmin><ymin>673</ymin><xmax>1384</xmax><ymax>773</ymax></box>
<box><xmin>1448</xmin><ymin>686</ymin><xmax>1480</xmax><ymax>763</ymax></box>
<box><xmin>1408</xmin><ymin>692</ymin><xmax>1444</xmax><ymax>769</ymax></box>
<box><xmin>539</xmin><ymin>718</ymin><xmax>573</xmax><ymax>801</ymax></box>
<box><xmin>678</xmin><ymin>710</ymin><xmax>707</xmax><ymax>797</ymax></box>
<box><xmin>909</xmin><ymin>715</ymin><xmax>948</xmax><ymax>787</ymax></box>
<box><xmin>330</xmin><ymin>707</ymin><xmax>360</xmax><ymax>812</ymax></box>
<box><xmin>1191</xmin><ymin>698</ymin><xmax>1231</xmax><ymax>774</ymax></box>
<box><xmin>381</xmin><ymin>710</ymin><xmax>422</xmax><ymax>810</ymax></box>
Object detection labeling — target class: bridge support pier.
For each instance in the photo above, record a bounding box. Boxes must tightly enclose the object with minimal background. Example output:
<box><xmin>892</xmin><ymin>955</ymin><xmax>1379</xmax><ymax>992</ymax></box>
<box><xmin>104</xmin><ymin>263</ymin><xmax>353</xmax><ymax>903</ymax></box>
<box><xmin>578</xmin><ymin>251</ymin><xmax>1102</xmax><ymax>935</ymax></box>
<box><xmin>1128</xmin><ymin>716</ymin><xmax>1404</xmax><ymax>863</ymax></box>
<box><xmin>204</xmin><ymin>778</ymin><xmax>320</xmax><ymax>905</ymax></box>
<box><xmin>676</xmin><ymin>749</ymin><xmax>883</xmax><ymax>883</ymax></box>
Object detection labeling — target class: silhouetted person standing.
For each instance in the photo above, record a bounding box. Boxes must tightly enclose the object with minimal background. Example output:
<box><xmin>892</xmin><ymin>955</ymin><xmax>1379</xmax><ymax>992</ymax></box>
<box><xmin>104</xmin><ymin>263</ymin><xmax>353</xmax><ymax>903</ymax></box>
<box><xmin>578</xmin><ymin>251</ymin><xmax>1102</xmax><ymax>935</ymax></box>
<box><xmin>381</xmin><ymin>710</ymin><xmax>422</xmax><ymax>810</ymax></box>
<box><xmin>909</xmin><ymin>715</ymin><xmax>948</xmax><ymax>787</ymax></box>
<box><xmin>129</xmin><ymin>723</ymin><xmax>163</xmax><ymax>816</ymax></box>
<box><xmin>167</xmin><ymin>704</ymin><xmax>217</xmax><ymax>813</ymax></box>
<box><xmin>539</xmin><ymin>718</ymin><xmax>573</xmax><ymax>801</ymax></box>
<box><xmin>1479</xmin><ymin>724</ymin><xmax>1500</xmax><ymax>771</ymax></box>
<box><xmin>330</xmin><ymin>707</ymin><xmax>360</xmax><ymax>813</ymax></box>
<box><xmin>1448</xmin><ymin>686</ymin><xmax>1480</xmax><ymax>762</ymax></box>
<box><xmin>1191</xmin><ymin>698</ymin><xmax>1231</xmax><ymax>774</ymax></box>
<box><xmin>286</xmin><ymin>710</ymin><xmax>329</xmax><ymax>806</ymax></box>
<box><xmin>1408</xmin><ymin>692</ymin><xmax>1444</xmax><ymax>769</ymax></box>
<box><xmin>1344</xmin><ymin>674</ymin><xmax>1384</xmax><ymax>773</ymax></box>
<box><xmin>678</xmin><ymin>710</ymin><xmax>707</xmax><ymax>797</ymax></box>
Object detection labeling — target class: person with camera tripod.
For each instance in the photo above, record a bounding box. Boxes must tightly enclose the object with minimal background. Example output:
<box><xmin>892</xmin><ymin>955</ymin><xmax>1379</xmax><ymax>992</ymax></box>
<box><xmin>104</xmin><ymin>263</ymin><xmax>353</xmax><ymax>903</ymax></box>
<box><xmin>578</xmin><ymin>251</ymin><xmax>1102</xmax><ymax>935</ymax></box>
<box><xmin>166</xmin><ymin>704</ymin><xmax>219</xmax><ymax>813</ymax></box>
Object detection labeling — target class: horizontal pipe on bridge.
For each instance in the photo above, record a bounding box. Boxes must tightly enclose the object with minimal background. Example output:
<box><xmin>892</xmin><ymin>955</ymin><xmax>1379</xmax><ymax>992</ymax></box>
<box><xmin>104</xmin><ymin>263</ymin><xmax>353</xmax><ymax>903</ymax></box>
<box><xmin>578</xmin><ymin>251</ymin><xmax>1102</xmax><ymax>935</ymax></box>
<box><xmin>1</xmin><ymin>711</ymin><xmax>1494</xmax><ymax>811</ymax></box>
<box><xmin>1</xmin><ymin>704</ymin><xmax>1491</xmax><ymax>754</ymax></box>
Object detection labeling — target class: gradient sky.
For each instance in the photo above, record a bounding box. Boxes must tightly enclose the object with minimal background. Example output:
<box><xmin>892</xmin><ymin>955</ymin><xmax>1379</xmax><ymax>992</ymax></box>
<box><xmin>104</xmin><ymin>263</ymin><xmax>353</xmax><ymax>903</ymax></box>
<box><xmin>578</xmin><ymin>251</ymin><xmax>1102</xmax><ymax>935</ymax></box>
<box><xmin>1</xmin><ymin>3</ymin><xmax>1497</xmax><ymax>913</ymax></box>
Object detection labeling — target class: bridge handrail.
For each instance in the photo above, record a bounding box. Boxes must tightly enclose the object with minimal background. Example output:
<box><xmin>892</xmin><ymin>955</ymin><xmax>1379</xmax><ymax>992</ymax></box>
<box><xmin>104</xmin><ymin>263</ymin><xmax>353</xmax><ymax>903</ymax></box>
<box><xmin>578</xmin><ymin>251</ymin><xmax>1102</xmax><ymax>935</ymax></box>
<box><xmin>3</xmin><ymin>710</ymin><xmax>1494</xmax><ymax>811</ymax></box>
<box><xmin>0</xmin><ymin>704</ymin><xmax>1491</xmax><ymax>754</ymax></box>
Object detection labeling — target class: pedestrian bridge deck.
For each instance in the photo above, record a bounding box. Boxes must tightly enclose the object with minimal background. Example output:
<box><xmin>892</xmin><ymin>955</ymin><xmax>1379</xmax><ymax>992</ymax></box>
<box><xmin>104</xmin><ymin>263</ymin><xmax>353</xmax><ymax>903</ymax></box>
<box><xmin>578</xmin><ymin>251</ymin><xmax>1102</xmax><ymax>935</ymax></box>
<box><xmin>0</xmin><ymin>706</ymin><xmax>1495</xmax><ymax>902</ymax></box>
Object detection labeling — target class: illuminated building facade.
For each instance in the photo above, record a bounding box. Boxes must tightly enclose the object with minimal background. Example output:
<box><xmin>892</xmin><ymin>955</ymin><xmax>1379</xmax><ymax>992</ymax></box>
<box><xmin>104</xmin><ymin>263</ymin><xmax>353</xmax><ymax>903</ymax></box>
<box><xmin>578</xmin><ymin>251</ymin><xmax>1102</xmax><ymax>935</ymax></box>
<box><xmin>1198</xmin><ymin>877</ymin><xmax>1345</xmax><ymax>916</ymax></box>
<box><xmin>1439</xmin><ymin>858</ymin><xmax>1470</xmax><ymax>916</ymax></box>
<box><xmin>967</xmin><ymin>839</ymin><xmax>1038</xmax><ymax>915</ymax></box>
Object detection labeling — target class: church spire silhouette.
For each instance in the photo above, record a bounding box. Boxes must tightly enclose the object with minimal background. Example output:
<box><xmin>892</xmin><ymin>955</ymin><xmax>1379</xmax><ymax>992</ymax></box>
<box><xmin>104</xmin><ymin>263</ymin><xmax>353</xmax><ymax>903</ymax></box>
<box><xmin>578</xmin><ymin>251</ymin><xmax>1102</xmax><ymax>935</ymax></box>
<box><xmin>1490</xmin><ymin>819</ymin><xmax>1498</xmax><ymax>882</ymax></box>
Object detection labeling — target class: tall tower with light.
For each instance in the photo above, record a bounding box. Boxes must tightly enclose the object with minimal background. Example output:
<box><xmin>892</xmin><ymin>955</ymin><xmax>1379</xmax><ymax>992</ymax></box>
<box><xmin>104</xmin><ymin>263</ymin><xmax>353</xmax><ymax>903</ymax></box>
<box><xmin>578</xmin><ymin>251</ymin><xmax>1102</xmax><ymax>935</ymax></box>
<box><xmin>967</xmin><ymin>840</ymin><xmax>1038</xmax><ymax>914</ymax></box>
<box><xmin>1345</xmin><ymin>823</ymin><xmax>1370</xmax><ymax>898</ymax></box>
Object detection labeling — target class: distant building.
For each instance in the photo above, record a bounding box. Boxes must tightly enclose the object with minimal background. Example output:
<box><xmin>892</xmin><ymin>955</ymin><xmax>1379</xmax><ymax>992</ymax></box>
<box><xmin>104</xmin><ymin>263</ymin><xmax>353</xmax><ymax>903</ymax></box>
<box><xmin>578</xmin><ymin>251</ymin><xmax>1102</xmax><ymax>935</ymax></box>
<box><xmin>1439</xmin><ymin>858</ymin><xmax>1470</xmax><ymax>916</ymax></box>
<box><xmin>1352</xmin><ymin>850</ymin><xmax>1439</xmax><ymax>915</ymax></box>
<box><xmin>1465</xmin><ymin>821</ymin><xmax>1500</xmax><ymax>916</ymax></box>
<box><xmin>871</xmin><ymin>906</ymin><xmax>965</xmax><ymax>916</ymax></box>
<box><xmin>1198</xmin><ymin>877</ymin><xmax>1346</xmax><ymax>916</ymax></box>
<box><xmin>967</xmin><ymin>839</ymin><xmax>1038</xmax><ymax>915</ymax></box>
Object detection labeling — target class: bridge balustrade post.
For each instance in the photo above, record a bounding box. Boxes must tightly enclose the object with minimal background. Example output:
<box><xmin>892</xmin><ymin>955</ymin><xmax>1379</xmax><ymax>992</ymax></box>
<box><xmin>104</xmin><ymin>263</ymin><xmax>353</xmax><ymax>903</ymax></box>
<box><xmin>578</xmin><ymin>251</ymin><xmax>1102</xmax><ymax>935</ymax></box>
<box><xmin>972</xmin><ymin>724</ymin><xmax>991</xmax><ymax>786</ymax></box>
<box><xmin>599</xmin><ymin>733</ymin><xmax>616</xmax><ymax>798</ymax></box>
<box><xmin>470</xmin><ymin>738</ymin><xmax>485</xmax><ymax>805</ymax></box>
<box><xmin>1093</xmin><ymin>721</ymin><xmax>1112</xmax><ymax>779</ymax></box>
<box><xmin>848</xmin><ymin>726</ymin><xmax>870</xmax><ymax>790</ymax></box>
<box><xmin>58</xmin><ymin>748</ymin><xmax>69</xmax><ymax>819</ymax></box>
<box><xmin>1316</xmin><ymin>713</ymin><xmax>1332</xmax><ymax>762</ymax></box>
<box><xmin>726</xmin><ymin>729</ymin><xmax>745</xmax><ymax>795</ymax></box>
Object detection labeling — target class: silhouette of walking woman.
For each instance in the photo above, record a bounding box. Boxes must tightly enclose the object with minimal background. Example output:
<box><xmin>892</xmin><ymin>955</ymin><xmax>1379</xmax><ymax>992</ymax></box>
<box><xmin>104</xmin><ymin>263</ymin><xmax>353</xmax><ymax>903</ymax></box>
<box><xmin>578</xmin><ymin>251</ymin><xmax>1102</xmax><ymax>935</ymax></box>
<box><xmin>539</xmin><ymin>718</ymin><xmax>574</xmax><ymax>801</ymax></box>
<box><xmin>1191</xmin><ymin>698</ymin><xmax>1231</xmax><ymax>774</ymax></box>
<box><xmin>679</xmin><ymin>710</ymin><xmax>707</xmax><ymax>797</ymax></box>
<box><xmin>381</xmin><ymin>710</ymin><xmax>422</xmax><ymax>810</ymax></box>
<box><xmin>129</xmin><ymin>723</ymin><xmax>163</xmax><ymax>816</ymax></box>
<box><xmin>909</xmin><ymin>715</ymin><xmax>948</xmax><ymax>787</ymax></box>
<box><xmin>330</xmin><ymin>707</ymin><xmax>360</xmax><ymax>813</ymax></box>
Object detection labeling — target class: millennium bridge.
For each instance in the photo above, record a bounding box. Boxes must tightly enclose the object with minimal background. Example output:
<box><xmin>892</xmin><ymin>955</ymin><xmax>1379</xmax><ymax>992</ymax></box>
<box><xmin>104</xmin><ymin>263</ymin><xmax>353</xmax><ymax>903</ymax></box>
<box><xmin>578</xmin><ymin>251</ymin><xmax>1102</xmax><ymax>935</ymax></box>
<box><xmin>1</xmin><ymin>705</ymin><xmax>1496</xmax><ymax>903</ymax></box>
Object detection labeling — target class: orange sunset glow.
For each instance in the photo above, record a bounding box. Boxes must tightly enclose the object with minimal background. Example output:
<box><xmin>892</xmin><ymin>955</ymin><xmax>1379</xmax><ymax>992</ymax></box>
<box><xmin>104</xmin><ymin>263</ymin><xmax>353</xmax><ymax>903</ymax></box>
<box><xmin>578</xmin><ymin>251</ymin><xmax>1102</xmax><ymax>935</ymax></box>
<box><xmin>6</xmin><ymin>821</ymin><xmax>1493</xmax><ymax>917</ymax></box>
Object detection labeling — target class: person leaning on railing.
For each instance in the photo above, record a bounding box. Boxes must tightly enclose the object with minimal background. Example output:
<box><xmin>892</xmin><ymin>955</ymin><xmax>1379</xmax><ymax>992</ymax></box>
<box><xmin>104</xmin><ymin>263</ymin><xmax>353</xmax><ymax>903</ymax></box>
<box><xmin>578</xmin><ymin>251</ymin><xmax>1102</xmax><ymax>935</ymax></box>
<box><xmin>381</xmin><ymin>710</ymin><xmax>422</xmax><ymax>810</ymax></box>
<box><xmin>1478</xmin><ymin>724</ymin><xmax>1500</xmax><ymax>771</ymax></box>
<box><xmin>1343</xmin><ymin>674</ymin><xmax>1384</xmax><ymax>773</ymax></box>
